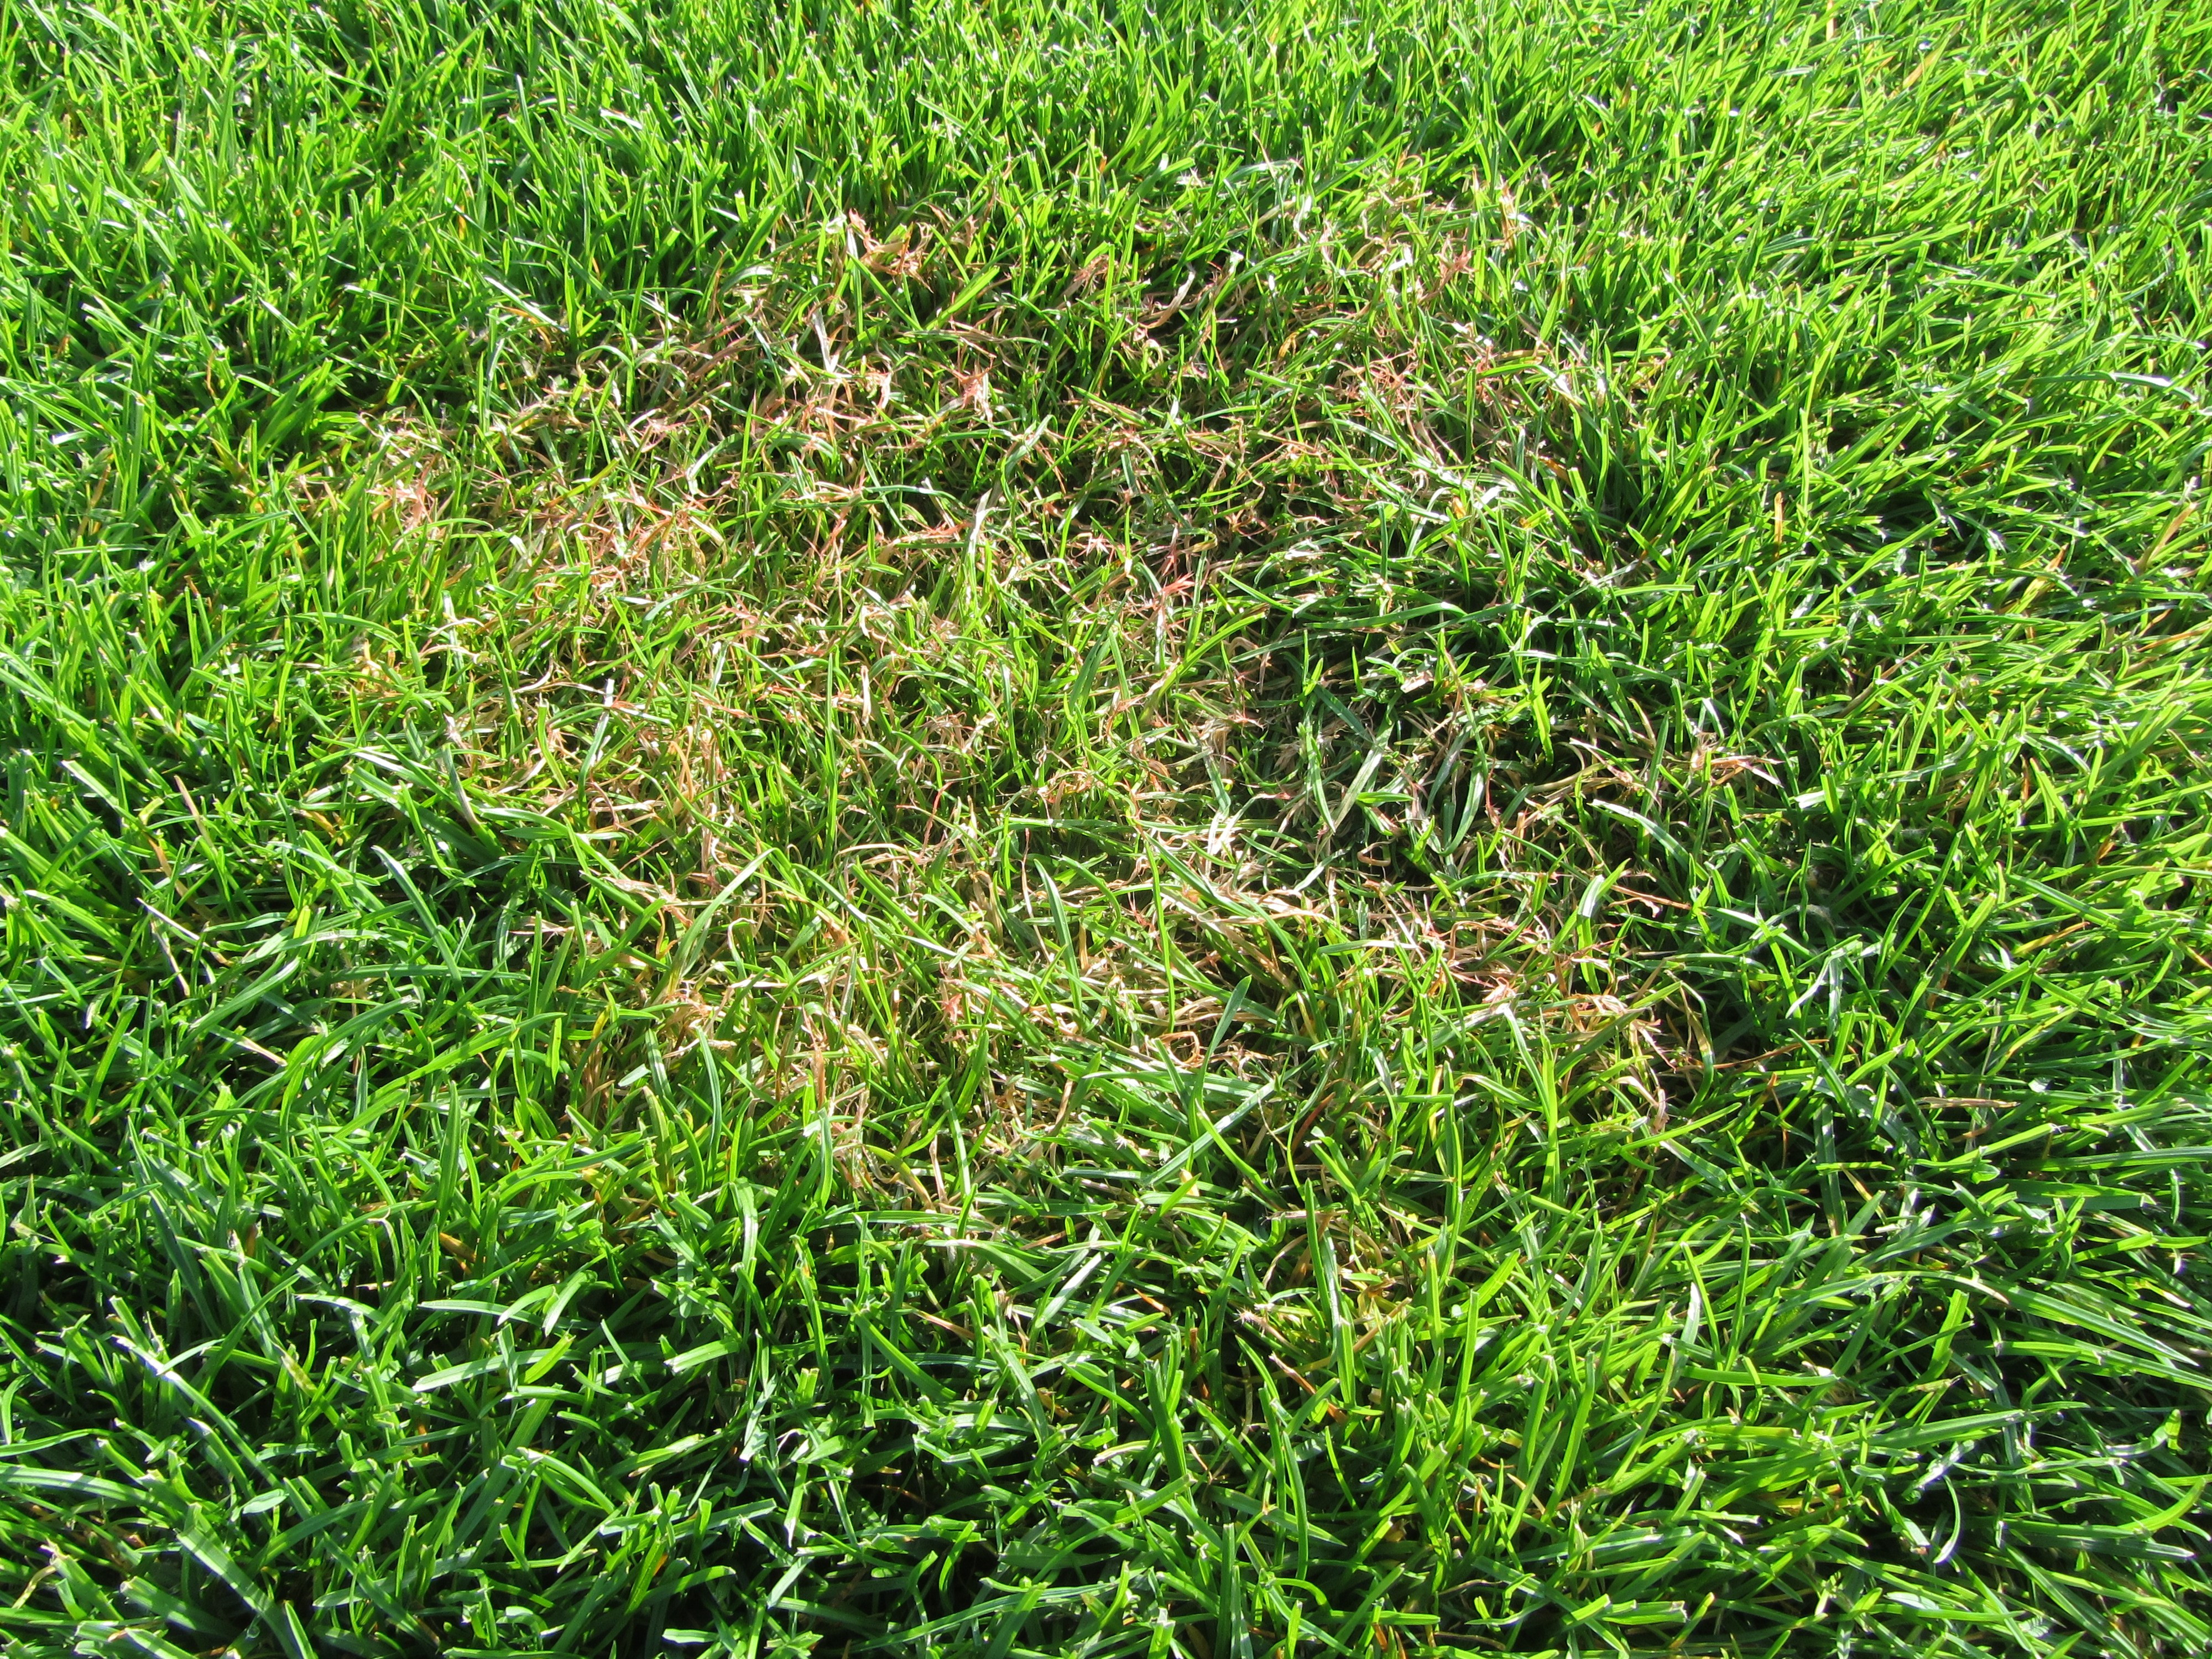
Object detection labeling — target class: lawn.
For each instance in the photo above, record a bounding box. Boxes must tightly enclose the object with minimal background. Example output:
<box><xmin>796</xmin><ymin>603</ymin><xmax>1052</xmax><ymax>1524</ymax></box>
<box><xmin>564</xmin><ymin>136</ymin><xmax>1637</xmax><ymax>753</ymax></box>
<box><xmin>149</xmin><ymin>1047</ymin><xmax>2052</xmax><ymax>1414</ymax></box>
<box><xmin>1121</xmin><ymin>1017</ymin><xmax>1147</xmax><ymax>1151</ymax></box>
<box><xmin>3</xmin><ymin>0</ymin><xmax>2210</xmax><ymax>1653</ymax></box>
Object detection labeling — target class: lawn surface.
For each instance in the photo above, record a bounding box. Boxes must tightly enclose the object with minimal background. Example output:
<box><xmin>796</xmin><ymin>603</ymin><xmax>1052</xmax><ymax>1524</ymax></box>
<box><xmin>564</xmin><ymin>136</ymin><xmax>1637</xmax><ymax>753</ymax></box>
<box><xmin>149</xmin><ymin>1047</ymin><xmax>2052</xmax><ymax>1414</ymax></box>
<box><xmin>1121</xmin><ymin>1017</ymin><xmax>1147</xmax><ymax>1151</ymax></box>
<box><xmin>4</xmin><ymin>1</ymin><xmax>2212</xmax><ymax>1654</ymax></box>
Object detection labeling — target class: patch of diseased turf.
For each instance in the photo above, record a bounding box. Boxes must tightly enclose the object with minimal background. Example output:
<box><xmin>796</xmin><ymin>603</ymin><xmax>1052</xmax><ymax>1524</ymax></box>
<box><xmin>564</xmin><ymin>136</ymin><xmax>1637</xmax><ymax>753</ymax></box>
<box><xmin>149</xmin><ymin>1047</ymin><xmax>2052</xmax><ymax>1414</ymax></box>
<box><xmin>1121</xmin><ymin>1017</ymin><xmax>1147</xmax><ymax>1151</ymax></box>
<box><xmin>3</xmin><ymin>1</ymin><xmax>2211</xmax><ymax>1655</ymax></box>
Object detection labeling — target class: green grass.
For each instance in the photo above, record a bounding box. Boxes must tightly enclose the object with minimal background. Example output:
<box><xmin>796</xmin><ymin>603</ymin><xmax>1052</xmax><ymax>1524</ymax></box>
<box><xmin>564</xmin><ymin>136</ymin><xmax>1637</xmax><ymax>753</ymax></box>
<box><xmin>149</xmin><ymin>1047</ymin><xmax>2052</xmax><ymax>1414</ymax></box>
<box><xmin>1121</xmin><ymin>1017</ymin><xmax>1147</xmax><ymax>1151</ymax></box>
<box><xmin>3</xmin><ymin>0</ymin><xmax>2210</xmax><ymax>1652</ymax></box>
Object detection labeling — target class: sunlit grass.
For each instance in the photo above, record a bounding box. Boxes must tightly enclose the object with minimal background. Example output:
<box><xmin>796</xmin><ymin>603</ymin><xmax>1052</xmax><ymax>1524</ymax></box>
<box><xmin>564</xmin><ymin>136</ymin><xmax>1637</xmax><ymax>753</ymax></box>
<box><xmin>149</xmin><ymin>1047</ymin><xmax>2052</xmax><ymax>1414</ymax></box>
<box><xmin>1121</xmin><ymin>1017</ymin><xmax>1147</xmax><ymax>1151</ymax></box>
<box><xmin>3</xmin><ymin>1</ymin><xmax>2210</xmax><ymax>1654</ymax></box>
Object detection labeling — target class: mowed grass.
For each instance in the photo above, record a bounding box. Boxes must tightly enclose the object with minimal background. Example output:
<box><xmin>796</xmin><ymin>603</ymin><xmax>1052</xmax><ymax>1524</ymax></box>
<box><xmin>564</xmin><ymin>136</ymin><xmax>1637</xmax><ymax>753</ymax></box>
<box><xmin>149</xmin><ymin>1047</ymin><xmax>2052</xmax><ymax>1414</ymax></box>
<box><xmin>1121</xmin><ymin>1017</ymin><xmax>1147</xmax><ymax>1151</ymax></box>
<box><xmin>4</xmin><ymin>0</ymin><xmax>2211</xmax><ymax>1653</ymax></box>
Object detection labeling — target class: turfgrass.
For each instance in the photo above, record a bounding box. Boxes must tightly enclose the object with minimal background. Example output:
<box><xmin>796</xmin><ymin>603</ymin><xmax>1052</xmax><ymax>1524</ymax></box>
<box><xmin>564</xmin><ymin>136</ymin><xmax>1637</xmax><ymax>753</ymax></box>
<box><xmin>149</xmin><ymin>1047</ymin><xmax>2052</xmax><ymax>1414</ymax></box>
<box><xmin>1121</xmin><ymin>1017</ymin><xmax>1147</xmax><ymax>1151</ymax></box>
<box><xmin>3</xmin><ymin>0</ymin><xmax>2211</xmax><ymax>1653</ymax></box>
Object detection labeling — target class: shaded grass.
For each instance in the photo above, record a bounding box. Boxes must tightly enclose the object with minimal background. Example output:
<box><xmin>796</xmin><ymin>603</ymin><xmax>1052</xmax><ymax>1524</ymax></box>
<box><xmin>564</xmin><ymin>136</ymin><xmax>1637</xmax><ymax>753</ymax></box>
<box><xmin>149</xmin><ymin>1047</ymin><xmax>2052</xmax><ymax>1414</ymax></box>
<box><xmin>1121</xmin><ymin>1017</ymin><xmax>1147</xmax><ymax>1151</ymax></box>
<box><xmin>3</xmin><ymin>0</ymin><xmax>2212</xmax><ymax>1655</ymax></box>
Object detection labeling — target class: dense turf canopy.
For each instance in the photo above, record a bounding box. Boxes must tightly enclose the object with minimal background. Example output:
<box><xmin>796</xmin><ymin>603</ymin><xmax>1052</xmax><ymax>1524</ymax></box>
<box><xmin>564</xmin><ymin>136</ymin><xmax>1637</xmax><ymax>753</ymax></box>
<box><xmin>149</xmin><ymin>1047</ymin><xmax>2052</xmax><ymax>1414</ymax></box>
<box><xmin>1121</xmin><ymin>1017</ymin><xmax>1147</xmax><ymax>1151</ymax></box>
<box><xmin>3</xmin><ymin>0</ymin><xmax>2209</xmax><ymax>1653</ymax></box>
